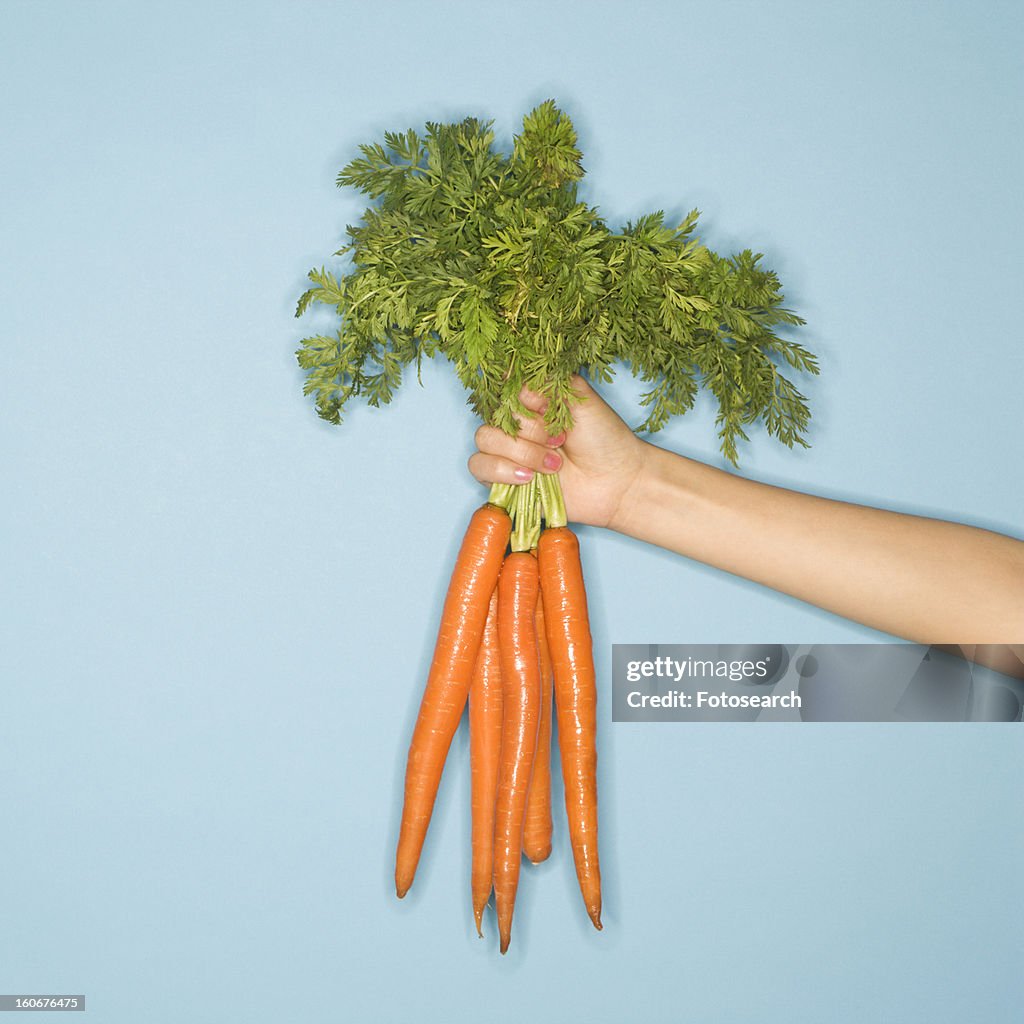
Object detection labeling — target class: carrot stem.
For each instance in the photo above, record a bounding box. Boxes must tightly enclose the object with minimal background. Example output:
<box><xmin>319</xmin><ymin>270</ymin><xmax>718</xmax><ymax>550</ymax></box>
<box><xmin>491</xmin><ymin>474</ymin><xmax>561</xmax><ymax>553</ymax></box>
<box><xmin>509</xmin><ymin>476</ymin><xmax>541</xmax><ymax>552</ymax></box>
<box><xmin>538</xmin><ymin>472</ymin><xmax>567</xmax><ymax>529</ymax></box>
<box><xmin>488</xmin><ymin>482</ymin><xmax>514</xmax><ymax>512</ymax></box>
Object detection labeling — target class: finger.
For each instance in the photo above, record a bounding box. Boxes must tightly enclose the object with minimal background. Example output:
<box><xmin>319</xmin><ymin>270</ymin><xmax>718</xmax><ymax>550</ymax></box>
<box><xmin>474</xmin><ymin>425</ymin><xmax>564</xmax><ymax>474</ymax></box>
<box><xmin>468</xmin><ymin>452</ymin><xmax>537</xmax><ymax>486</ymax></box>
<box><xmin>510</xmin><ymin>410</ymin><xmax>564</xmax><ymax>447</ymax></box>
<box><xmin>518</xmin><ymin>383</ymin><xmax>548</xmax><ymax>416</ymax></box>
<box><xmin>515</xmin><ymin>386</ymin><xmax>566</xmax><ymax>445</ymax></box>
<box><xmin>569</xmin><ymin>372</ymin><xmax>596</xmax><ymax>399</ymax></box>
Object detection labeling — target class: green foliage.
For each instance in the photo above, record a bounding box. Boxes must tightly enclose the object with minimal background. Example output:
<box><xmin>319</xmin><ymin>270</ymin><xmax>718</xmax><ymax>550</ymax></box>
<box><xmin>296</xmin><ymin>99</ymin><xmax>818</xmax><ymax>464</ymax></box>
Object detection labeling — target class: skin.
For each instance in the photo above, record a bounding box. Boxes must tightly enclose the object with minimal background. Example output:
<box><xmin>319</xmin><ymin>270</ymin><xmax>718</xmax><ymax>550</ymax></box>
<box><xmin>469</xmin><ymin>376</ymin><xmax>1024</xmax><ymax>675</ymax></box>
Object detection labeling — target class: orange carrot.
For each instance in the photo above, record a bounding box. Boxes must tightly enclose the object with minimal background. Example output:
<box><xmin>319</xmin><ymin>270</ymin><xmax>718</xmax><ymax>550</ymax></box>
<box><xmin>522</xmin><ymin>586</ymin><xmax>553</xmax><ymax>863</ymax></box>
<box><xmin>468</xmin><ymin>587</ymin><xmax>502</xmax><ymax>936</ymax></box>
<box><xmin>395</xmin><ymin>503</ymin><xmax>511</xmax><ymax>899</ymax></box>
<box><xmin>493</xmin><ymin>551</ymin><xmax>542</xmax><ymax>954</ymax></box>
<box><xmin>538</xmin><ymin>526</ymin><xmax>602</xmax><ymax>931</ymax></box>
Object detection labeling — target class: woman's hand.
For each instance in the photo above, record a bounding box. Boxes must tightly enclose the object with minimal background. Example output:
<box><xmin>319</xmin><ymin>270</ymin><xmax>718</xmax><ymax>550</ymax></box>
<box><xmin>469</xmin><ymin>374</ymin><xmax>1024</xmax><ymax>650</ymax></box>
<box><xmin>468</xmin><ymin>375</ymin><xmax>649</xmax><ymax>529</ymax></box>
<box><xmin>471</xmin><ymin>374</ymin><xmax>1024</xmax><ymax>653</ymax></box>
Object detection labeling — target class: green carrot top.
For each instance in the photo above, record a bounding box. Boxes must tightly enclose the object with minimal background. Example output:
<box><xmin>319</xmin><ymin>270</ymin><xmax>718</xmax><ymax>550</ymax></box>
<box><xmin>296</xmin><ymin>99</ymin><xmax>818</xmax><ymax>466</ymax></box>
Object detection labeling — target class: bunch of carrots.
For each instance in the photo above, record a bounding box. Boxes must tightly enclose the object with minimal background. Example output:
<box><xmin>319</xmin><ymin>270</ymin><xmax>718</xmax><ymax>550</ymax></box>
<box><xmin>394</xmin><ymin>475</ymin><xmax>600</xmax><ymax>954</ymax></box>
<box><xmin>294</xmin><ymin>100</ymin><xmax>816</xmax><ymax>953</ymax></box>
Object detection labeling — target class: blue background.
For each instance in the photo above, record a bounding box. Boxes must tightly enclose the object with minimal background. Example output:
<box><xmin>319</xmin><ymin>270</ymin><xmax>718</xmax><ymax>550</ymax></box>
<box><xmin>2</xmin><ymin>1</ymin><xmax>1021</xmax><ymax>1021</ymax></box>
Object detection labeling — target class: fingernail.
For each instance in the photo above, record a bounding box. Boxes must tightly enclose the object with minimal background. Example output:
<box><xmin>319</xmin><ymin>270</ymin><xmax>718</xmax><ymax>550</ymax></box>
<box><xmin>513</xmin><ymin>468</ymin><xmax>534</xmax><ymax>481</ymax></box>
<box><xmin>542</xmin><ymin>452</ymin><xmax>562</xmax><ymax>471</ymax></box>
<box><xmin>546</xmin><ymin>432</ymin><xmax>566</xmax><ymax>447</ymax></box>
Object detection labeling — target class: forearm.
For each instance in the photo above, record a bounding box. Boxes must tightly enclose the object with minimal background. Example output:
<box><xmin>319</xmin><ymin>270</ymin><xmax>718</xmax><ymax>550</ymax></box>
<box><xmin>613</xmin><ymin>444</ymin><xmax>1024</xmax><ymax>645</ymax></box>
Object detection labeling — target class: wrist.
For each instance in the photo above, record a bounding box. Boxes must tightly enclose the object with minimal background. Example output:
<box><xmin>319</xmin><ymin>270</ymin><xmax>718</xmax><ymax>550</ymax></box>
<box><xmin>607</xmin><ymin>442</ymin><xmax>713</xmax><ymax>544</ymax></box>
<box><xmin>607</xmin><ymin>442</ymin><xmax>667</xmax><ymax>536</ymax></box>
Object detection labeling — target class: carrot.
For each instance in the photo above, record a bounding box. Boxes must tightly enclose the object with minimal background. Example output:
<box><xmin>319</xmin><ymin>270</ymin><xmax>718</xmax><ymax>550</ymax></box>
<box><xmin>395</xmin><ymin>503</ymin><xmax>511</xmax><ymax>899</ymax></box>
<box><xmin>468</xmin><ymin>587</ymin><xmax>502</xmax><ymax>936</ymax></box>
<box><xmin>492</xmin><ymin>551</ymin><xmax>542</xmax><ymax>954</ymax></box>
<box><xmin>537</xmin><ymin>526</ymin><xmax>602</xmax><ymax>931</ymax></box>
<box><xmin>522</xmin><ymin>586</ymin><xmax>553</xmax><ymax>863</ymax></box>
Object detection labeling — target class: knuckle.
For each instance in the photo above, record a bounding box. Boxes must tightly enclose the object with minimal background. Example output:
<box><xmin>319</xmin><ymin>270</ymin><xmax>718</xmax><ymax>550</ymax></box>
<box><xmin>513</xmin><ymin>438</ymin><xmax>544</xmax><ymax>469</ymax></box>
<box><xmin>469</xmin><ymin>453</ymin><xmax>501</xmax><ymax>484</ymax></box>
<box><xmin>515</xmin><ymin>414</ymin><xmax>546</xmax><ymax>444</ymax></box>
<box><xmin>476</xmin><ymin>424</ymin><xmax>511</xmax><ymax>455</ymax></box>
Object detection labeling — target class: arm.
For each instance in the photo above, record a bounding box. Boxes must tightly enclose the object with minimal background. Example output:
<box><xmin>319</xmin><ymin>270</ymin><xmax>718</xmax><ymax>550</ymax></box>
<box><xmin>470</xmin><ymin>377</ymin><xmax>1024</xmax><ymax>662</ymax></box>
<box><xmin>616</xmin><ymin>442</ymin><xmax>1024</xmax><ymax>647</ymax></box>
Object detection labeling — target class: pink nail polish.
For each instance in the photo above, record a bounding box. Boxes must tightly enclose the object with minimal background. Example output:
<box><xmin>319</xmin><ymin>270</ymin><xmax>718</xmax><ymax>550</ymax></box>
<box><xmin>513</xmin><ymin>468</ymin><xmax>534</xmax><ymax>481</ymax></box>
<box><xmin>547</xmin><ymin>432</ymin><xmax>566</xmax><ymax>447</ymax></box>
<box><xmin>543</xmin><ymin>452</ymin><xmax>562</xmax><ymax>471</ymax></box>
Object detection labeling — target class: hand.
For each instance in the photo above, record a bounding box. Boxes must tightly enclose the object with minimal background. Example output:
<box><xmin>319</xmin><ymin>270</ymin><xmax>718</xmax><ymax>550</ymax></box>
<box><xmin>468</xmin><ymin>375</ymin><xmax>649</xmax><ymax>529</ymax></box>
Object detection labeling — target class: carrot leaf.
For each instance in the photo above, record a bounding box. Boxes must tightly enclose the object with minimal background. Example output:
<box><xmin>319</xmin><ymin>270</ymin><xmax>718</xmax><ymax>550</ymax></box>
<box><xmin>296</xmin><ymin>99</ymin><xmax>818</xmax><ymax>465</ymax></box>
